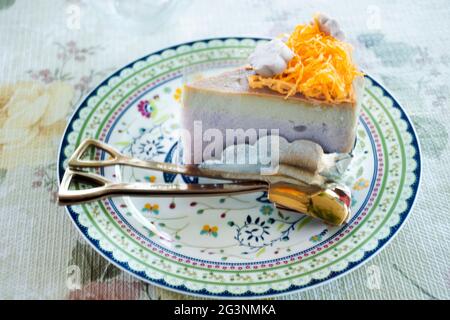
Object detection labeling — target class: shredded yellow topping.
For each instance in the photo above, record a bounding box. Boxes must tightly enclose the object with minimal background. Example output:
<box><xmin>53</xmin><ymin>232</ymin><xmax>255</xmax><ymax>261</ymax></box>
<box><xmin>248</xmin><ymin>15</ymin><xmax>363</xmax><ymax>103</ymax></box>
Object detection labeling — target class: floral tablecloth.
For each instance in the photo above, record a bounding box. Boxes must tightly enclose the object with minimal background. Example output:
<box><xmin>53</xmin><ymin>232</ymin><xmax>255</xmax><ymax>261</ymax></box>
<box><xmin>0</xmin><ymin>0</ymin><xmax>449</xmax><ymax>300</ymax></box>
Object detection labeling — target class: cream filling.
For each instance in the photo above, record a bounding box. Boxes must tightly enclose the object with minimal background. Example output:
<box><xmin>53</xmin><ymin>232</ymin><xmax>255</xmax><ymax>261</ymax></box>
<box><xmin>248</xmin><ymin>39</ymin><xmax>294</xmax><ymax>77</ymax></box>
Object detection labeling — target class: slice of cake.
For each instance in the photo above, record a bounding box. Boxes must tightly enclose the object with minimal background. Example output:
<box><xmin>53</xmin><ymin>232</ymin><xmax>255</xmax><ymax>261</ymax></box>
<box><xmin>181</xmin><ymin>14</ymin><xmax>364</xmax><ymax>165</ymax></box>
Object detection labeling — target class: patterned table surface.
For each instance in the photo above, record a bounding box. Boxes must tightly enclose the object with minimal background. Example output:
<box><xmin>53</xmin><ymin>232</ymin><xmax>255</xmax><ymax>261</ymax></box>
<box><xmin>0</xmin><ymin>0</ymin><xmax>449</xmax><ymax>300</ymax></box>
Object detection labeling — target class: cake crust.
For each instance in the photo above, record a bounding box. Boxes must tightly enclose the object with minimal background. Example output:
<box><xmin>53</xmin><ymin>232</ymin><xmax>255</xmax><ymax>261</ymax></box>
<box><xmin>186</xmin><ymin>68</ymin><xmax>359</xmax><ymax>108</ymax></box>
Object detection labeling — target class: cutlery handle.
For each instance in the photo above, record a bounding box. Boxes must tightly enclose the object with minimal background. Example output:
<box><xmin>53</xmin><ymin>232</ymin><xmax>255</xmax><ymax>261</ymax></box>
<box><xmin>58</xmin><ymin>169</ymin><xmax>350</xmax><ymax>225</ymax></box>
<box><xmin>66</xmin><ymin>139</ymin><xmax>315</xmax><ymax>186</ymax></box>
<box><xmin>58</xmin><ymin>169</ymin><xmax>268</xmax><ymax>205</ymax></box>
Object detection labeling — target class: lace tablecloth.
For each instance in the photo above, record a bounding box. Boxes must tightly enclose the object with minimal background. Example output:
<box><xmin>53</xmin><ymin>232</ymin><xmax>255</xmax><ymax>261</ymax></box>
<box><xmin>0</xmin><ymin>0</ymin><xmax>449</xmax><ymax>299</ymax></box>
